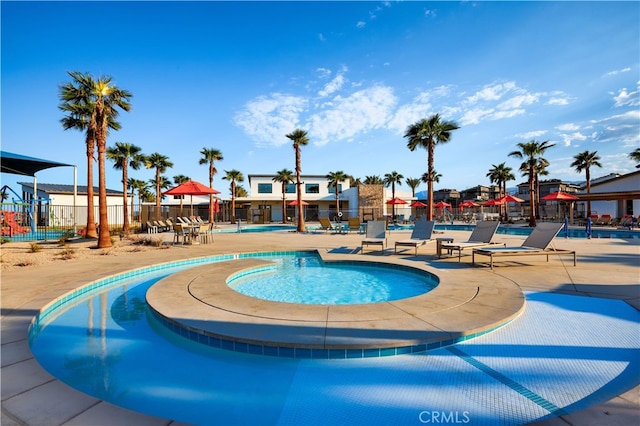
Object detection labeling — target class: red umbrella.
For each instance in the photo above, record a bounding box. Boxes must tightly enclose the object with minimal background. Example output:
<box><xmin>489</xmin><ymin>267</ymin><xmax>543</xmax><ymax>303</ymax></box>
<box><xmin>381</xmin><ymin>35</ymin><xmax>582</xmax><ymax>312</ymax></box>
<box><xmin>288</xmin><ymin>199</ymin><xmax>309</xmax><ymax>206</ymax></box>
<box><xmin>541</xmin><ymin>191</ymin><xmax>579</xmax><ymax>201</ymax></box>
<box><xmin>433</xmin><ymin>201</ymin><xmax>452</xmax><ymax>209</ymax></box>
<box><xmin>460</xmin><ymin>200</ymin><xmax>480</xmax><ymax>207</ymax></box>
<box><xmin>164</xmin><ymin>180</ymin><xmax>220</xmax><ymax>217</ymax></box>
<box><xmin>497</xmin><ymin>194</ymin><xmax>524</xmax><ymax>203</ymax></box>
<box><xmin>410</xmin><ymin>201</ymin><xmax>428</xmax><ymax>207</ymax></box>
<box><xmin>483</xmin><ymin>198</ymin><xmax>504</xmax><ymax>206</ymax></box>
<box><xmin>386</xmin><ymin>197</ymin><xmax>407</xmax><ymax>205</ymax></box>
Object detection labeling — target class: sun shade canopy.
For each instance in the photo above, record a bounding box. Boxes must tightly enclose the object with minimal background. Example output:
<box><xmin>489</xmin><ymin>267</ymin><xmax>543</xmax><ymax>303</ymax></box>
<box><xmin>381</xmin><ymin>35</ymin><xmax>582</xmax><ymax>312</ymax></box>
<box><xmin>0</xmin><ymin>151</ymin><xmax>74</xmax><ymax>176</ymax></box>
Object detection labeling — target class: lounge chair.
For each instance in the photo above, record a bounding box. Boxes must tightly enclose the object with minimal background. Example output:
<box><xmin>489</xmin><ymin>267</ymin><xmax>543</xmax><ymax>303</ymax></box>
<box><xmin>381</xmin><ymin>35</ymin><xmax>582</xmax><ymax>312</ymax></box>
<box><xmin>347</xmin><ymin>217</ymin><xmax>362</xmax><ymax>233</ymax></box>
<box><xmin>472</xmin><ymin>222</ymin><xmax>576</xmax><ymax>270</ymax></box>
<box><xmin>361</xmin><ymin>220</ymin><xmax>387</xmax><ymax>254</ymax></box>
<box><xmin>439</xmin><ymin>220</ymin><xmax>503</xmax><ymax>261</ymax></box>
<box><xmin>318</xmin><ymin>217</ymin><xmax>338</xmax><ymax>233</ymax></box>
<box><xmin>146</xmin><ymin>221</ymin><xmax>158</xmax><ymax>234</ymax></box>
<box><xmin>394</xmin><ymin>217</ymin><xmax>436</xmax><ymax>255</ymax></box>
<box><xmin>595</xmin><ymin>214</ymin><xmax>612</xmax><ymax>226</ymax></box>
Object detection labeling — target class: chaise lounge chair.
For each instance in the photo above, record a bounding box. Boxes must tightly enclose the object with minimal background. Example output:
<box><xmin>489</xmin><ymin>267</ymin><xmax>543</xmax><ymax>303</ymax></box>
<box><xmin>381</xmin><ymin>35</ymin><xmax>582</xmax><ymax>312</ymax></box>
<box><xmin>439</xmin><ymin>220</ymin><xmax>503</xmax><ymax>261</ymax></box>
<box><xmin>318</xmin><ymin>217</ymin><xmax>338</xmax><ymax>233</ymax></box>
<box><xmin>361</xmin><ymin>220</ymin><xmax>387</xmax><ymax>254</ymax></box>
<box><xmin>347</xmin><ymin>217</ymin><xmax>362</xmax><ymax>233</ymax></box>
<box><xmin>472</xmin><ymin>222</ymin><xmax>576</xmax><ymax>270</ymax></box>
<box><xmin>394</xmin><ymin>217</ymin><xmax>436</xmax><ymax>255</ymax></box>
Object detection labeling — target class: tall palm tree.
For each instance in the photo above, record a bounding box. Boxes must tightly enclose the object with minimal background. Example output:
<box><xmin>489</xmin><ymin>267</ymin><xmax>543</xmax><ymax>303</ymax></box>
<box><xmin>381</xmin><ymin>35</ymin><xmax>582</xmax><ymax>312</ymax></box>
<box><xmin>286</xmin><ymin>129</ymin><xmax>309</xmax><ymax>232</ymax></box>
<box><xmin>59</xmin><ymin>72</ymin><xmax>114</xmax><ymax>240</ymax></box>
<box><xmin>629</xmin><ymin>148</ymin><xmax>640</xmax><ymax>168</ymax></box>
<box><xmin>273</xmin><ymin>169</ymin><xmax>295</xmax><ymax>224</ymax></box>
<box><xmin>199</xmin><ymin>148</ymin><xmax>224</xmax><ymax>223</ymax></box>
<box><xmin>223</xmin><ymin>169</ymin><xmax>244</xmax><ymax>224</ymax></box>
<box><xmin>89</xmin><ymin>74</ymin><xmax>132</xmax><ymax>248</ymax></box>
<box><xmin>349</xmin><ymin>175</ymin><xmax>362</xmax><ymax>187</ymax></box>
<box><xmin>534</xmin><ymin>158</ymin><xmax>550</xmax><ymax>219</ymax></box>
<box><xmin>405</xmin><ymin>114</ymin><xmax>460</xmax><ymax>220</ymax></box>
<box><xmin>405</xmin><ymin>178</ymin><xmax>421</xmax><ymax>197</ymax></box>
<box><xmin>128</xmin><ymin>178</ymin><xmax>148</xmax><ymax>227</ymax></box>
<box><xmin>508</xmin><ymin>140</ymin><xmax>555</xmax><ymax>227</ymax></box>
<box><xmin>326</xmin><ymin>170</ymin><xmax>348</xmax><ymax>219</ymax></box>
<box><xmin>234</xmin><ymin>185</ymin><xmax>248</xmax><ymax>198</ymax></box>
<box><xmin>145</xmin><ymin>153</ymin><xmax>173</xmax><ymax>221</ymax></box>
<box><xmin>571</xmin><ymin>150</ymin><xmax>602</xmax><ymax>217</ymax></box>
<box><xmin>364</xmin><ymin>175</ymin><xmax>383</xmax><ymax>185</ymax></box>
<box><xmin>106</xmin><ymin>142</ymin><xmax>144</xmax><ymax>235</ymax></box>
<box><xmin>172</xmin><ymin>174</ymin><xmax>190</xmax><ymax>217</ymax></box>
<box><xmin>383</xmin><ymin>171</ymin><xmax>404</xmax><ymax>217</ymax></box>
<box><xmin>486</xmin><ymin>162</ymin><xmax>515</xmax><ymax>221</ymax></box>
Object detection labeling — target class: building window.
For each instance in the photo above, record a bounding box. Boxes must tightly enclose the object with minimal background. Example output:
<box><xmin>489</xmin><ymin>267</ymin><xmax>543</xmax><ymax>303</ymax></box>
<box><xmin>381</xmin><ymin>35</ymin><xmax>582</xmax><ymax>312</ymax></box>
<box><xmin>305</xmin><ymin>183</ymin><xmax>320</xmax><ymax>194</ymax></box>
<box><xmin>258</xmin><ymin>183</ymin><xmax>272</xmax><ymax>194</ymax></box>
<box><xmin>328</xmin><ymin>184</ymin><xmax>342</xmax><ymax>194</ymax></box>
<box><xmin>285</xmin><ymin>183</ymin><xmax>296</xmax><ymax>194</ymax></box>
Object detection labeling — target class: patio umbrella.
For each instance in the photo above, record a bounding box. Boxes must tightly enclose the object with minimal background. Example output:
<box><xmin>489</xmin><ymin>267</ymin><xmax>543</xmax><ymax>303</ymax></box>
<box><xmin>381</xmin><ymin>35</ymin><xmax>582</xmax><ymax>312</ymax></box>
<box><xmin>410</xmin><ymin>201</ymin><xmax>427</xmax><ymax>207</ymax></box>
<box><xmin>459</xmin><ymin>200</ymin><xmax>479</xmax><ymax>213</ymax></box>
<box><xmin>433</xmin><ymin>201</ymin><xmax>452</xmax><ymax>209</ymax></box>
<box><xmin>287</xmin><ymin>200</ymin><xmax>309</xmax><ymax>206</ymax></box>
<box><xmin>496</xmin><ymin>194</ymin><xmax>524</xmax><ymax>203</ymax></box>
<box><xmin>542</xmin><ymin>191</ymin><xmax>579</xmax><ymax>224</ymax></box>
<box><xmin>386</xmin><ymin>197</ymin><xmax>407</xmax><ymax>205</ymax></box>
<box><xmin>164</xmin><ymin>179</ymin><xmax>220</xmax><ymax>217</ymax></box>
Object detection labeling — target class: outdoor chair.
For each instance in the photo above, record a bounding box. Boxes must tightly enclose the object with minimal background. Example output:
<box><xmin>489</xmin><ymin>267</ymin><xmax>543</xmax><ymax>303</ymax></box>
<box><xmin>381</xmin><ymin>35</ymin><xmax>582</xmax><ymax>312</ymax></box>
<box><xmin>361</xmin><ymin>220</ymin><xmax>387</xmax><ymax>254</ymax></box>
<box><xmin>318</xmin><ymin>217</ymin><xmax>338</xmax><ymax>233</ymax></box>
<box><xmin>439</xmin><ymin>220</ymin><xmax>504</xmax><ymax>261</ymax></box>
<box><xmin>394</xmin><ymin>217</ymin><xmax>435</xmax><ymax>255</ymax></box>
<box><xmin>348</xmin><ymin>217</ymin><xmax>362</xmax><ymax>233</ymax></box>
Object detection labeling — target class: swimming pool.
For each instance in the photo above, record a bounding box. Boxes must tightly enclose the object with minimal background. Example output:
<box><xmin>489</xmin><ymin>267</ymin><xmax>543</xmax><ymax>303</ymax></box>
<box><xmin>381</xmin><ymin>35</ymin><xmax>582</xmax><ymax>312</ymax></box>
<box><xmin>27</xmin><ymin>253</ymin><xmax>640</xmax><ymax>425</ymax></box>
<box><xmin>227</xmin><ymin>254</ymin><xmax>437</xmax><ymax>304</ymax></box>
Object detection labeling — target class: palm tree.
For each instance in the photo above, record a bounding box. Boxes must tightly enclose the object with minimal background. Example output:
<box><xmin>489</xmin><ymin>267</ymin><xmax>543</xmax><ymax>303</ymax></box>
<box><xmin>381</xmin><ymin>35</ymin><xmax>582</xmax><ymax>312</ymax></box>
<box><xmin>405</xmin><ymin>114</ymin><xmax>460</xmax><ymax>220</ymax></box>
<box><xmin>199</xmin><ymin>148</ymin><xmax>223</xmax><ymax>223</ymax></box>
<box><xmin>326</xmin><ymin>170</ymin><xmax>348</xmax><ymax>219</ymax></box>
<box><xmin>145</xmin><ymin>153</ymin><xmax>173</xmax><ymax>221</ymax></box>
<box><xmin>629</xmin><ymin>148</ymin><xmax>640</xmax><ymax>168</ymax></box>
<box><xmin>273</xmin><ymin>169</ymin><xmax>295</xmax><ymax>224</ymax></box>
<box><xmin>223</xmin><ymin>169</ymin><xmax>244</xmax><ymax>224</ymax></box>
<box><xmin>59</xmin><ymin>72</ymin><xmax>110</xmax><ymax>240</ymax></box>
<box><xmin>405</xmin><ymin>178</ymin><xmax>421</xmax><ymax>197</ymax></box>
<box><xmin>349</xmin><ymin>176</ymin><xmax>362</xmax><ymax>187</ymax></box>
<box><xmin>106</xmin><ymin>142</ymin><xmax>144</xmax><ymax>235</ymax></box>
<box><xmin>235</xmin><ymin>185</ymin><xmax>249</xmax><ymax>198</ymax></box>
<box><xmin>486</xmin><ymin>162</ymin><xmax>515</xmax><ymax>221</ymax></box>
<box><xmin>508</xmin><ymin>140</ymin><xmax>555</xmax><ymax>227</ymax></box>
<box><xmin>364</xmin><ymin>175</ymin><xmax>383</xmax><ymax>185</ymax></box>
<box><xmin>285</xmin><ymin>129</ymin><xmax>309</xmax><ymax>232</ymax></box>
<box><xmin>89</xmin><ymin>74</ymin><xmax>132</xmax><ymax>248</ymax></box>
<box><xmin>383</xmin><ymin>171</ymin><xmax>404</xmax><ymax>218</ymax></box>
<box><xmin>421</xmin><ymin>170</ymin><xmax>441</xmax><ymax>185</ymax></box>
<box><xmin>128</xmin><ymin>178</ymin><xmax>148</xmax><ymax>226</ymax></box>
<box><xmin>172</xmin><ymin>174</ymin><xmax>190</xmax><ymax>216</ymax></box>
<box><xmin>571</xmin><ymin>150</ymin><xmax>602</xmax><ymax>217</ymax></box>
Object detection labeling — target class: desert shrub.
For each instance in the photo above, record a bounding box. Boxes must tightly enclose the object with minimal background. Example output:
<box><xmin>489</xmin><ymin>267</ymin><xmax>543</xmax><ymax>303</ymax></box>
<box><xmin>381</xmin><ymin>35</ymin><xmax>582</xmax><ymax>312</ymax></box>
<box><xmin>29</xmin><ymin>243</ymin><xmax>42</xmax><ymax>253</ymax></box>
<box><xmin>57</xmin><ymin>247</ymin><xmax>76</xmax><ymax>260</ymax></box>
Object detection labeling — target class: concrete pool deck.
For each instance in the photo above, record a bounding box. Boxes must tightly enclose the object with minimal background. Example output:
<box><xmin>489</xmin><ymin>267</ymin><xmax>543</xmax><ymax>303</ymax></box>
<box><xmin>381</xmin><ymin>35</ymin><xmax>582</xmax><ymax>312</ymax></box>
<box><xmin>2</xmin><ymin>225</ymin><xmax>639</xmax><ymax>425</ymax></box>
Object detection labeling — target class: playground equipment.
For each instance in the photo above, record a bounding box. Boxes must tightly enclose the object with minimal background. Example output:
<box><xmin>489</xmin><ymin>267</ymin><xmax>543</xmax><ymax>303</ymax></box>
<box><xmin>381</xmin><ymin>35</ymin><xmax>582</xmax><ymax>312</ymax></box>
<box><xmin>1</xmin><ymin>185</ymin><xmax>35</xmax><ymax>235</ymax></box>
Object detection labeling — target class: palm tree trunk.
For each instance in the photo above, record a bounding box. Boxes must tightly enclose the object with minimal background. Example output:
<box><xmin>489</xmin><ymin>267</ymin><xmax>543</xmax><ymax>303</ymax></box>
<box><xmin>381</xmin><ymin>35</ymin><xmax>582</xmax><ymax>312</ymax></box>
<box><xmin>97</xmin><ymin>139</ymin><xmax>112</xmax><ymax>248</ymax></box>
<box><xmin>296</xmin><ymin>146</ymin><xmax>305</xmax><ymax>232</ymax></box>
<box><xmin>122</xmin><ymin>166</ymin><xmax>129</xmax><ymax>235</ymax></box>
<box><xmin>155</xmin><ymin>170</ymin><xmax>161</xmax><ymax>221</ymax></box>
<box><xmin>282</xmin><ymin>187</ymin><xmax>287</xmax><ymax>224</ymax></box>
<box><xmin>85</xmin><ymin>139</ymin><xmax>98</xmax><ymax>239</ymax></box>
<box><xmin>427</xmin><ymin>141</ymin><xmax>434</xmax><ymax>221</ymax></box>
<box><xmin>231</xmin><ymin>182</ymin><xmax>236</xmax><ymax>224</ymax></box>
<box><xmin>586</xmin><ymin>168</ymin><xmax>592</xmax><ymax>217</ymax></box>
<box><xmin>528</xmin><ymin>170</ymin><xmax>536</xmax><ymax>227</ymax></box>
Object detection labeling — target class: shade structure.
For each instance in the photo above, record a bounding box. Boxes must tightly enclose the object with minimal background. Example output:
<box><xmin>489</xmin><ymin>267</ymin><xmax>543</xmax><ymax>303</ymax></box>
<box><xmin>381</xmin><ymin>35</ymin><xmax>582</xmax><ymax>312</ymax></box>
<box><xmin>0</xmin><ymin>151</ymin><xmax>73</xmax><ymax>176</ymax></box>
<box><xmin>164</xmin><ymin>180</ymin><xmax>220</xmax><ymax>217</ymax></box>
<box><xmin>410</xmin><ymin>201</ymin><xmax>428</xmax><ymax>207</ymax></box>
<box><xmin>433</xmin><ymin>201</ymin><xmax>451</xmax><ymax>209</ymax></box>
<box><xmin>497</xmin><ymin>194</ymin><xmax>524</xmax><ymax>203</ymax></box>
<box><xmin>287</xmin><ymin>199</ymin><xmax>309</xmax><ymax>206</ymax></box>
<box><xmin>484</xmin><ymin>198</ymin><xmax>504</xmax><ymax>206</ymax></box>
<box><xmin>386</xmin><ymin>197</ymin><xmax>407</xmax><ymax>205</ymax></box>
<box><xmin>460</xmin><ymin>200</ymin><xmax>480</xmax><ymax>207</ymax></box>
<box><xmin>541</xmin><ymin>191</ymin><xmax>579</xmax><ymax>201</ymax></box>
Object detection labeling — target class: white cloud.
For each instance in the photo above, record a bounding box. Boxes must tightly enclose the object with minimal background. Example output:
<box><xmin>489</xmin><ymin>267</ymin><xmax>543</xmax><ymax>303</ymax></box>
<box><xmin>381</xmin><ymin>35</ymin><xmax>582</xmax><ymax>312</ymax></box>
<box><xmin>560</xmin><ymin>132</ymin><xmax>588</xmax><ymax>147</ymax></box>
<box><xmin>497</xmin><ymin>93</ymin><xmax>538</xmax><ymax>110</ymax></box>
<box><xmin>316</xmin><ymin>68</ymin><xmax>331</xmax><ymax>79</ymax></box>
<box><xmin>555</xmin><ymin>123</ymin><xmax>580</xmax><ymax>132</ymax></box>
<box><xmin>604</xmin><ymin>67</ymin><xmax>632</xmax><ymax>77</ymax></box>
<box><xmin>318</xmin><ymin>68</ymin><xmax>347</xmax><ymax>97</ymax></box>
<box><xmin>613</xmin><ymin>82</ymin><xmax>640</xmax><ymax>107</ymax></box>
<box><xmin>356</xmin><ymin>21</ymin><xmax>366</xmax><ymax>28</ymax></box>
<box><xmin>465</xmin><ymin>81</ymin><xmax>516</xmax><ymax>104</ymax></box>
<box><xmin>548</xmin><ymin>97</ymin><xmax>569</xmax><ymax>106</ymax></box>
<box><xmin>460</xmin><ymin>108</ymin><xmax>494</xmax><ymax>125</ymax></box>
<box><xmin>515</xmin><ymin>130</ymin><xmax>547</xmax><ymax>140</ymax></box>
<box><xmin>308</xmin><ymin>85</ymin><xmax>397</xmax><ymax>146</ymax></box>
<box><xmin>590</xmin><ymin>110</ymin><xmax>640</xmax><ymax>147</ymax></box>
<box><xmin>233</xmin><ymin>93</ymin><xmax>308</xmax><ymax>146</ymax></box>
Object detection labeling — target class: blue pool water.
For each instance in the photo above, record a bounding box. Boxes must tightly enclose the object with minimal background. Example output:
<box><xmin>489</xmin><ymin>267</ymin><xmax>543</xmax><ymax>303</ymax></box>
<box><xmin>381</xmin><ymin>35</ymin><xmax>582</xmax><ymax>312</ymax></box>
<box><xmin>28</xmin><ymin>253</ymin><xmax>640</xmax><ymax>425</ymax></box>
<box><xmin>228</xmin><ymin>255</ymin><xmax>437</xmax><ymax>304</ymax></box>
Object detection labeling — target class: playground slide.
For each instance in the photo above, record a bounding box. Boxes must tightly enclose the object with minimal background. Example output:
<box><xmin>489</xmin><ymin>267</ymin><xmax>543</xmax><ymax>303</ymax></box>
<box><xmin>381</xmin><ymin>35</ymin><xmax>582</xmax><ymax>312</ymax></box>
<box><xmin>1</xmin><ymin>211</ymin><xmax>29</xmax><ymax>236</ymax></box>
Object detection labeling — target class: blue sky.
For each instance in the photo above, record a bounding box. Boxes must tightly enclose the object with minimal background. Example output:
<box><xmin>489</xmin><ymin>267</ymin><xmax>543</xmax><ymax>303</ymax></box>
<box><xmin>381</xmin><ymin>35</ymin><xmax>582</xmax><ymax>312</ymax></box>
<box><xmin>2</xmin><ymin>1</ymin><xmax>639</xmax><ymax>198</ymax></box>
